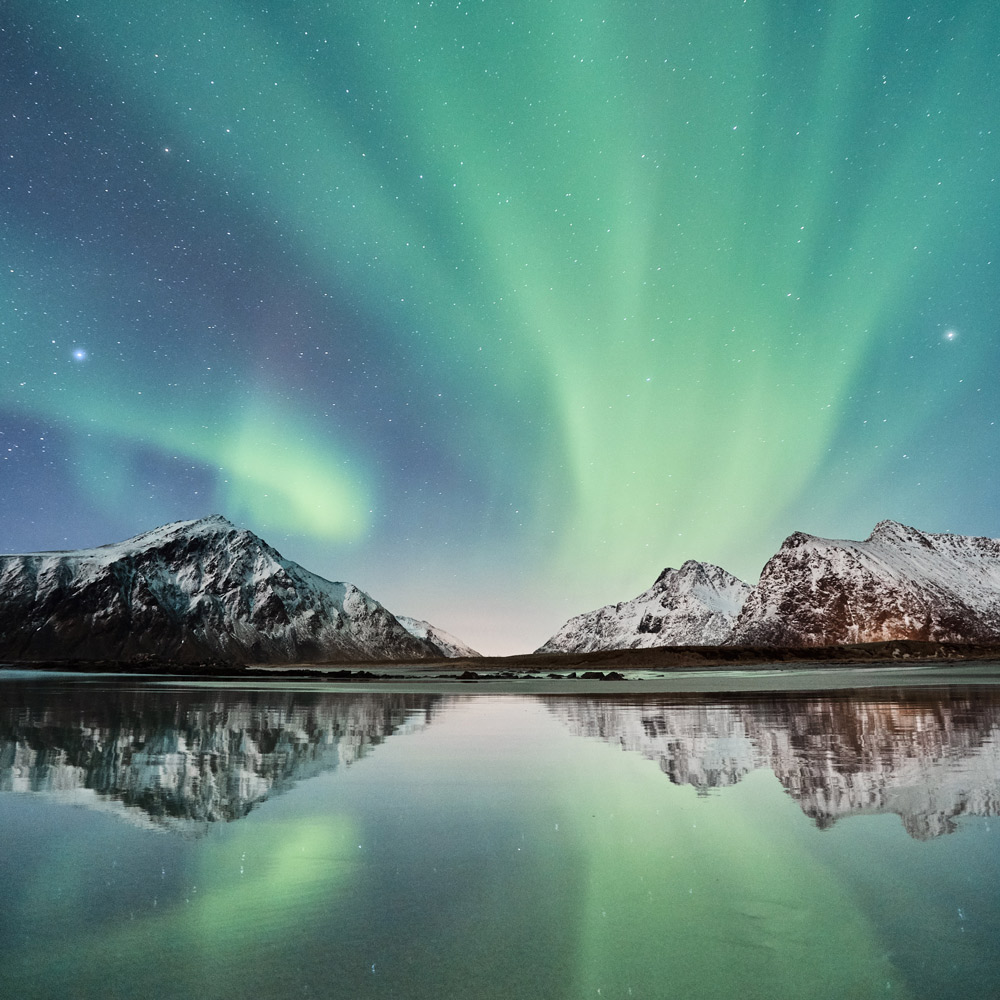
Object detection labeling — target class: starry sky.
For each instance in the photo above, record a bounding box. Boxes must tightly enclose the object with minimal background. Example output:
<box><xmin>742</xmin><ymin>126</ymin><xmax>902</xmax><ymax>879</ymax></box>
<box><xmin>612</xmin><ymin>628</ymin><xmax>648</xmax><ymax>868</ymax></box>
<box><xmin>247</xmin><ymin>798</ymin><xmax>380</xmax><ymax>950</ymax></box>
<box><xmin>2</xmin><ymin>1</ymin><xmax>998</xmax><ymax>654</ymax></box>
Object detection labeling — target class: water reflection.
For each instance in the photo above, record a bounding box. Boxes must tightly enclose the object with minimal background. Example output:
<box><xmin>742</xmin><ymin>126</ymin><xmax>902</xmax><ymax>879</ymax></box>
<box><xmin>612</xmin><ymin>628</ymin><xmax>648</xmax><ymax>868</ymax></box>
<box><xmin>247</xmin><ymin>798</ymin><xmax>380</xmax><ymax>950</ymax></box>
<box><xmin>2</xmin><ymin>679</ymin><xmax>1000</xmax><ymax>841</ymax></box>
<box><xmin>0</xmin><ymin>681</ymin><xmax>439</xmax><ymax>832</ymax></box>
<box><xmin>543</xmin><ymin>688</ymin><xmax>1000</xmax><ymax>838</ymax></box>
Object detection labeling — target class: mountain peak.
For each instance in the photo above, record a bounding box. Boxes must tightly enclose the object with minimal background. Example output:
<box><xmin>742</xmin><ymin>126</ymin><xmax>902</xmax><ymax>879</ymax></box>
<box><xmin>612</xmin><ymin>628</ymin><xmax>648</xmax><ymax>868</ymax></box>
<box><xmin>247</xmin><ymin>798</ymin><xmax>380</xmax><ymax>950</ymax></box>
<box><xmin>0</xmin><ymin>518</ymin><xmax>448</xmax><ymax>664</ymax></box>
<box><xmin>871</xmin><ymin>518</ymin><xmax>907</xmax><ymax>534</ymax></box>
<box><xmin>538</xmin><ymin>560</ymin><xmax>751</xmax><ymax>653</ymax></box>
<box><xmin>781</xmin><ymin>530</ymin><xmax>818</xmax><ymax>550</ymax></box>
<box><xmin>116</xmin><ymin>514</ymin><xmax>243</xmax><ymax>552</ymax></box>
<box><xmin>184</xmin><ymin>513</ymin><xmax>238</xmax><ymax>531</ymax></box>
<box><xmin>732</xmin><ymin>521</ymin><xmax>1000</xmax><ymax>646</ymax></box>
<box><xmin>867</xmin><ymin>519</ymin><xmax>926</xmax><ymax>543</ymax></box>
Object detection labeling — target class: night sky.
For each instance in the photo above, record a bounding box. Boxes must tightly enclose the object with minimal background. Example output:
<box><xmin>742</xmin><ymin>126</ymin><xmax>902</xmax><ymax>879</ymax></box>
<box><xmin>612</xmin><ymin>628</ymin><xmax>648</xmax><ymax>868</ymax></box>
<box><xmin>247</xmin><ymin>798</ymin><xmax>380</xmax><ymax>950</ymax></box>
<box><xmin>2</xmin><ymin>2</ymin><xmax>998</xmax><ymax>654</ymax></box>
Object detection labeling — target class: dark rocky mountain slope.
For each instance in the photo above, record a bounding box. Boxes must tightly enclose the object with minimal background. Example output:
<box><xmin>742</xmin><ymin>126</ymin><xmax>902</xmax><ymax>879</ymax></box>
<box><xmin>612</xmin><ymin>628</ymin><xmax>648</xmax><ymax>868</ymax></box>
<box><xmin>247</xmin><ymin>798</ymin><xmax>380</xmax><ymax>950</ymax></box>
<box><xmin>0</xmin><ymin>515</ymin><xmax>452</xmax><ymax>664</ymax></box>
<box><xmin>730</xmin><ymin>520</ymin><xmax>1000</xmax><ymax>646</ymax></box>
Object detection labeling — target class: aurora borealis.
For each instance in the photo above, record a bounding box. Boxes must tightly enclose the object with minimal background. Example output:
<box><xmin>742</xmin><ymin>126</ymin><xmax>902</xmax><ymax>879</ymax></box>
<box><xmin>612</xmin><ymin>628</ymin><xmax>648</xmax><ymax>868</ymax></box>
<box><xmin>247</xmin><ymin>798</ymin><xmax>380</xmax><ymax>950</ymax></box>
<box><xmin>2</xmin><ymin>2</ymin><xmax>998</xmax><ymax>653</ymax></box>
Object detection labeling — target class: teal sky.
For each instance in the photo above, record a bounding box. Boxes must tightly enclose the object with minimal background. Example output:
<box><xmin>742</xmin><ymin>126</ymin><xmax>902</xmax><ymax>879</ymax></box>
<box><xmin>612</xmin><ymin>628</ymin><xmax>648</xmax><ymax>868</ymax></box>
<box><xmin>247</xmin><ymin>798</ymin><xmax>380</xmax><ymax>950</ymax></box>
<box><xmin>2</xmin><ymin>1</ymin><xmax>998</xmax><ymax>652</ymax></box>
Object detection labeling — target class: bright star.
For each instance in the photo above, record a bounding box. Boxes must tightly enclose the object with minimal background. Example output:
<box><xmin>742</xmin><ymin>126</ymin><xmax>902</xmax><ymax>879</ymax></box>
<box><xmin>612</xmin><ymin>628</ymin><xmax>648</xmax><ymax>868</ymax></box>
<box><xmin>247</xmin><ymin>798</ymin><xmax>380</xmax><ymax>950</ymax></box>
<box><xmin>72</xmin><ymin>348</ymin><xmax>87</xmax><ymax>361</ymax></box>
<box><xmin>943</xmin><ymin>330</ymin><xmax>957</xmax><ymax>342</ymax></box>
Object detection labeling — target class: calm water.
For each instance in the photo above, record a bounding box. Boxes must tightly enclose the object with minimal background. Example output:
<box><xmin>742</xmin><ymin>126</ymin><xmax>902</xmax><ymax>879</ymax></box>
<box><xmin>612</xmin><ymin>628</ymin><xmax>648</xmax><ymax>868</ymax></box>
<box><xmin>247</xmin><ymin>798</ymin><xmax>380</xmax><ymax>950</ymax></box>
<box><xmin>2</xmin><ymin>672</ymin><xmax>1000</xmax><ymax>999</ymax></box>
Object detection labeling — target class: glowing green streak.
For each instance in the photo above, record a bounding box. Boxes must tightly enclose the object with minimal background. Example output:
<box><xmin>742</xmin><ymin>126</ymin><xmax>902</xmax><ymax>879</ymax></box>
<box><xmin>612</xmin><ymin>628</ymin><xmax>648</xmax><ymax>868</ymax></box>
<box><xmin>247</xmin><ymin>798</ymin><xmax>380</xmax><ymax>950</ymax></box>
<box><xmin>17</xmin><ymin>814</ymin><xmax>359</xmax><ymax>998</ymax></box>
<box><xmin>18</xmin><ymin>1</ymin><xmax>998</xmax><ymax>587</ymax></box>
<box><xmin>348</xmin><ymin>3</ymin><xmax>877</xmax><ymax>575</ymax></box>
<box><xmin>26</xmin><ymin>0</ymin><xmax>559</xmax><ymax>530</ymax></box>
<box><xmin>344</xmin><ymin>1</ymin><xmax>996</xmax><ymax>582</ymax></box>
<box><xmin>0</xmin><ymin>261</ymin><xmax>370</xmax><ymax>539</ymax></box>
<box><xmin>61</xmin><ymin>0</ymin><xmax>505</xmax><ymax>359</ymax></box>
<box><xmin>76</xmin><ymin>402</ymin><xmax>371</xmax><ymax>541</ymax></box>
<box><xmin>558</xmin><ymin>750</ymin><xmax>913</xmax><ymax>999</ymax></box>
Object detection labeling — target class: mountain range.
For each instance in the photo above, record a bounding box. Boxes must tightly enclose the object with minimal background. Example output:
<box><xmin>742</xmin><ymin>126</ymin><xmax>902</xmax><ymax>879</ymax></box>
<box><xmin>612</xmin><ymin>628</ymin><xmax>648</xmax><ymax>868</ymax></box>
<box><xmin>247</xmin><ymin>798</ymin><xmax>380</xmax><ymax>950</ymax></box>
<box><xmin>540</xmin><ymin>520</ymin><xmax>1000</xmax><ymax>652</ymax></box>
<box><xmin>0</xmin><ymin>515</ymin><xmax>476</xmax><ymax>665</ymax></box>
<box><xmin>2</xmin><ymin>515</ymin><xmax>999</xmax><ymax>662</ymax></box>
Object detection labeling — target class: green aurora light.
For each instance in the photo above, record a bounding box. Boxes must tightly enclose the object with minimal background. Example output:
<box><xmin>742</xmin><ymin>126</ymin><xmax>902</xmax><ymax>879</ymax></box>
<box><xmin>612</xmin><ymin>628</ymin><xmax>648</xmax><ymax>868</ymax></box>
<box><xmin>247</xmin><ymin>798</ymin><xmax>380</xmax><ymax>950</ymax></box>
<box><xmin>2</xmin><ymin>0</ymin><xmax>997</xmax><ymax>650</ymax></box>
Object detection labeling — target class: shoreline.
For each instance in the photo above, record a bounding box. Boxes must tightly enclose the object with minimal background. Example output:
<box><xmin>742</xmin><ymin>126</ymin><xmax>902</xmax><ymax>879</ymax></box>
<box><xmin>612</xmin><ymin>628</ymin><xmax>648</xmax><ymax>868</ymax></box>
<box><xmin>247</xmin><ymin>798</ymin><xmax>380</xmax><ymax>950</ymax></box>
<box><xmin>4</xmin><ymin>639</ymin><xmax>1000</xmax><ymax>683</ymax></box>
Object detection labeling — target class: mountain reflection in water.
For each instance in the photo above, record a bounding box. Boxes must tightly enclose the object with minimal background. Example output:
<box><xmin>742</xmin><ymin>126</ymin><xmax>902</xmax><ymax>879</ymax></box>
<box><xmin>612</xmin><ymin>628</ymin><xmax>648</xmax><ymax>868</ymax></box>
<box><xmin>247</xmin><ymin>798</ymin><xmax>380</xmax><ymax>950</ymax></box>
<box><xmin>542</xmin><ymin>688</ymin><xmax>1000</xmax><ymax>838</ymax></box>
<box><xmin>2</xmin><ymin>680</ymin><xmax>999</xmax><ymax>839</ymax></box>
<box><xmin>0</xmin><ymin>682</ymin><xmax>440</xmax><ymax>832</ymax></box>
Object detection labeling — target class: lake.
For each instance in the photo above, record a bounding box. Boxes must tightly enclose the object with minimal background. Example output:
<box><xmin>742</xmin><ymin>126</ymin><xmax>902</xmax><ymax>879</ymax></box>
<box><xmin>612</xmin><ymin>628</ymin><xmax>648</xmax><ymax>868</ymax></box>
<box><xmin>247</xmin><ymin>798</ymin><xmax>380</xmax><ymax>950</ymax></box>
<box><xmin>2</xmin><ymin>668</ymin><xmax>1000</xmax><ymax>999</ymax></box>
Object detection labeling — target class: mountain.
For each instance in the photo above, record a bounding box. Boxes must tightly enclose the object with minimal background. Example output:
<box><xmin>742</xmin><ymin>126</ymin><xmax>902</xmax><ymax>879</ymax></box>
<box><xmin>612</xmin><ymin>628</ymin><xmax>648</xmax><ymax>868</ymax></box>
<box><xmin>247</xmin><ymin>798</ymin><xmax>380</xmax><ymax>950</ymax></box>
<box><xmin>396</xmin><ymin>616</ymin><xmax>481</xmax><ymax>658</ymax></box>
<box><xmin>0</xmin><ymin>515</ymin><xmax>447</xmax><ymax>664</ymax></box>
<box><xmin>536</xmin><ymin>560</ymin><xmax>752</xmax><ymax>653</ymax></box>
<box><xmin>730</xmin><ymin>520</ymin><xmax>1000</xmax><ymax>646</ymax></box>
<box><xmin>539</xmin><ymin>521</ymin><xmax>1000</xmax><ymax>652</ymax></box>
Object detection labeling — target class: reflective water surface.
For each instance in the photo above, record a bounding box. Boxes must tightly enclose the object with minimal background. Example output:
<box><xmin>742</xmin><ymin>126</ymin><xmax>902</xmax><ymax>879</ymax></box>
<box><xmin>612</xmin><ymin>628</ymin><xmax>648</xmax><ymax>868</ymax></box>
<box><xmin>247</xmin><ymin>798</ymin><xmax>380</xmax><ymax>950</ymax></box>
<box><xmin>2</xmin><ymin>672</ymin><xmax>1000</xmax><ymax>999</ymax></box>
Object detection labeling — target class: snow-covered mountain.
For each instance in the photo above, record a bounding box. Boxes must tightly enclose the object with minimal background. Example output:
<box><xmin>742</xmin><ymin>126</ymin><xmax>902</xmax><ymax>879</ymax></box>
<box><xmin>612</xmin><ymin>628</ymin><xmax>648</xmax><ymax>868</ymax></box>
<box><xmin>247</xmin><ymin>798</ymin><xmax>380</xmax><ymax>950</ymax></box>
<box><xmin>538</xmin><ymin>521</ymin><xmax>1000</xmax><ymax>652</ymax></box>
<box><xmin>396</xmin><ymin>616</ymin><xmax>480</xmax><ymax>658</ymax></box>
<box><xmin>730</xmin><ymin>520</ymin><xmax>1000</xmax><ymax>646</ymax></box>
<box><xmin>0</xmin><ymin>515</ymin><xmax>449</xmax><ymax>664</ymax></box>
<box><xmin>536</xmin><ymin>560</ymin><xmax>752</xmax><ymax>653</ymax></box>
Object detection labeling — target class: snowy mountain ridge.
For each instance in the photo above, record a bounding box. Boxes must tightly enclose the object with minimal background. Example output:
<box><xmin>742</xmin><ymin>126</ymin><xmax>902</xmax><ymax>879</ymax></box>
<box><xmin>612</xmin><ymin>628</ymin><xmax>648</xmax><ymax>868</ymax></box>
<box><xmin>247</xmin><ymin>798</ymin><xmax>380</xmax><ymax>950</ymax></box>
<box><xmin>396</xmin><ymin>616</ymin><xmax>481</xmax><ymax>658</ymax></box>
<box><xmin>540</xmin><ymin>521</ymin><xmax>1000</xmax><ymax>651</ymax></box>
<box><xmin>537</xmin><ymin>559</ymin><xmax>752</xmax><ymax>653</ymax></box>
<box><xmin>0</xmin><ymin>515</ymin><xmax>468</xmax><ymax>664</ymax></box>
<box><xmin>730</xmin><ymin>519</ymin><xmax>1000</xmax><ymax>646</ymax></box>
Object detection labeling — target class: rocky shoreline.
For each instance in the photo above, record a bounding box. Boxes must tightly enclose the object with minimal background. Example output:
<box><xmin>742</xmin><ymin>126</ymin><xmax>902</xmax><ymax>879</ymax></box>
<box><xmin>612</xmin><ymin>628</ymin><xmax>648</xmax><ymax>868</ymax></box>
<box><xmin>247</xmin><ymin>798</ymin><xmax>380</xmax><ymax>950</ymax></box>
<box><xmin>4</xmin><ymin>638</ymin><xmax>1000</xmax><ymax>682</ymax></box>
